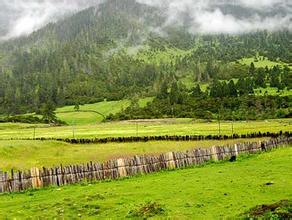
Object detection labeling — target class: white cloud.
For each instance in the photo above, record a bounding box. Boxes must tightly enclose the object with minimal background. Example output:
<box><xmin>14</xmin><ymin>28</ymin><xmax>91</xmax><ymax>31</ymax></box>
<box><xmin>192</xmin><ymin>9</ymin><xmax>291</xmax><ymax>34</ymax></box>
<box><xmin>0</xmin><ymin>0</ymin><xmax>101</xmax><ymax>40</ymax></box>
<box><xmin>0</xmin><ymin>0</ymin><xmax>291</xmax><ymax>40</ymax></box>
<box><xmin>138</xmin><ymin>0</ymin><xmax>292</xmax><ymax>34</ymax></box>
<box><xmin>237</xmin><ymin>0</ymin><xmax>285</xmax><ymax>8</ymax></box>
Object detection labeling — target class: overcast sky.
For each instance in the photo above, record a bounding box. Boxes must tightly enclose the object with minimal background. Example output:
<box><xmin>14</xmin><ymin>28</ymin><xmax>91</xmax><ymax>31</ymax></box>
<box><xmin>0</xmin><ymin>0</ymin><xmax>291</xmax><ymax>40</ymax></box>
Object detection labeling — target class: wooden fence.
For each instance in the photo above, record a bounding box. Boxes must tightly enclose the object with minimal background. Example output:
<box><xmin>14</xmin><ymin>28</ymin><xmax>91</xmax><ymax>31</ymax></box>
<box><xmin>0</xmin><ymin>136</ymin><xmax>291</xmax><ymax>193</ymax></box>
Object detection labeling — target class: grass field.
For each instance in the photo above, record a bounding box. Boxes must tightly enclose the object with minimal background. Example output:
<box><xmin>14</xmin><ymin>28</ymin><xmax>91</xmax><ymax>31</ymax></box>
<box><xmin>254</xmin><ymin>87</ymin><xmax>292</xmax><ymax>96</ymax></box>
<box><xmin>238</xmin><ymin>56</ymin><xmax>289</xmax><ymax>68</ymax></box>
<box><xmin>56</xmin><ymin>98</ymin><xmax>153</xmax><ymax>125</ymax></box>
<box><xmin>0</xmin><ymin>138</ymin><xmax>268</xmax><ymax>171</ymax></box>
<box><xmin>0</xmin><ymin>119</ymin><xmax>290</xmax><ymax>140</ymax></box>
<box><xmin>0</xmin><ymin>147</ymin><xmax>291</xmax><ymax>219</ymax></box>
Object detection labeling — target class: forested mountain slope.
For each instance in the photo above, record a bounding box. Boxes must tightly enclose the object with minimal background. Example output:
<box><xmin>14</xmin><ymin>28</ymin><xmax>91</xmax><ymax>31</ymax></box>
<box><xmin>0</xmin><ymin>0</ymin><xmax>291</xmax><ymax>118</ymax></box>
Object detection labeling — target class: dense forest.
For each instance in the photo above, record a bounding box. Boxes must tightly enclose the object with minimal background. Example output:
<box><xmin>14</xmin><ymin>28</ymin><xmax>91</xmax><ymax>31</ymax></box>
<box><xmin>0</xmin><ymin>0</ymin><xmax>291</xmax><ymax>121</ymax></box>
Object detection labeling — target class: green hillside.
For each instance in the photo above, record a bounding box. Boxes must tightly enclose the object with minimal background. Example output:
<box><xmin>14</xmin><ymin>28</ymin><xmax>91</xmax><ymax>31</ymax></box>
<box><xmin>55</xmin><ymin>98</ymin><xmax>153</xmax><ymax>125</ymax></box>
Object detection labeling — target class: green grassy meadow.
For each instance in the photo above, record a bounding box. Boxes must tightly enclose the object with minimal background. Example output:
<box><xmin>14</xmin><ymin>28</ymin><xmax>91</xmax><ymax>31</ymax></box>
<box><xmin>254</xmin><ymin>87</ymin><xmax>292</xmax><ymax>96</ymax></box>
<box><xmin>0</xmin><ymin>147</ymin><xmax>291</xmax><ymax>219</ymax></box>
<box><xmin>238</xmin><ymin>56</ymin><xmax>289</xmax><ymax>68</ymax></box>
<box><xmin>0</xmin><ymin>119</ymin><xmax>290</xmax><ymax>139</ymax></box>
<box><xmin>56</xmin><ymin>98</ymin><xmax>154</xmax><ymax>125</ymax></box>
<box><xmin>0</xmin><ymin>138</ymin><xmax>268</xmax><ymax>171</ymax></box>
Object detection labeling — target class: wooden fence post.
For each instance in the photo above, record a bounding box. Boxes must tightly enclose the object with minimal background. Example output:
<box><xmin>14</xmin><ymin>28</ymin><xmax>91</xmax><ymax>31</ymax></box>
<box><xmin>211</xmin><ymin>146</ymin><xmax>218</xmax><ymax>161</ymax></box>
<box><xmin>165</xmin><ymin>152</ymin><xmax>176</xmax><ymax>169</ymax></box>
<box><xmin>31</xmin><ymin>167</ymin><xmax>42</xmax><ymax>189</ymax></box>
<box><xmin>117</xmin><ymin>159</ymin><xmax>127</xmax><ymax>178</ymax></box>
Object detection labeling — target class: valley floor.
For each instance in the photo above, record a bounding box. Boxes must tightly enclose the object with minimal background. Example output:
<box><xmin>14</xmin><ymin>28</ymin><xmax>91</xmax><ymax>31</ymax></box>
<box><xmin>0</xmin><ymin>147</ymin><xmax>291</xmax><ymax>219</ymax></box>
<box><xmin>0</xmin><ymin>118</ymin><xmax>291</xmax><ymax>139</ymax></box>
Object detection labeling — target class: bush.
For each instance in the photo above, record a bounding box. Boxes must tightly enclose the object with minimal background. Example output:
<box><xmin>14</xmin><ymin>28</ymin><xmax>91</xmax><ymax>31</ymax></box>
<box><xmin>1</xmin><ymin>115</ymin><xmax>66</xmax><ymax>125</ymax></box>
<box><xmin>127</xmin><ymin>202</ymin><xmax>165</xmax><ymax>219</ymax></box>
<box><xmin>241</xmin><ymin>200</ymin><xmax>292</xmax><ymax>219</ymax></box>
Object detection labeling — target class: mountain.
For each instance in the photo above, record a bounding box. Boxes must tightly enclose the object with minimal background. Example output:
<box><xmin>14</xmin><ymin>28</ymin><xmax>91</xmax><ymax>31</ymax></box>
<box><xmin>0</xmin><ymin>0</ymin><xmax>291</xmax><ymax>116</ymax></box>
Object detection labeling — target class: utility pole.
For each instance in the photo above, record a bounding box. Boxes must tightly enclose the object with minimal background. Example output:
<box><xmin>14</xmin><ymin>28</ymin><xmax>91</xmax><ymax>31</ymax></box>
<box><xmin>72</xmin><ymin>119</ymin><xmax>75</xmax><ymax>139</ymax></box>
<box><xmin>218</xmin><ymin>110</ymin><xmax>221</xmax><ymax>136</ymax></box>
<box><xmin>231</xmin><ymin>111</ymin><xmax>234</xmax><ymax>138</ymax></box>
<box><xmin>33</xmin><ymin>127</ymin><xmax>36</xmax><ymax>140</ymax></box>
<box><xmin>231</xmin><ymin>120</ymin><xmax>234</xmax><ymax>137</ymax></box>
<box><xmin>136</xmin><ymin>122</ymin><xmax>138</xmax><ymax>136</ymax></box>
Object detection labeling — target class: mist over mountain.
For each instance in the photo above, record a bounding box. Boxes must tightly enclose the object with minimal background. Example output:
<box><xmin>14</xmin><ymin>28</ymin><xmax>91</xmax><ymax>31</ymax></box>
<box><xmin>0</xmin><ymin>0</ymin><xmax>291</xmax><ymax>41</ymax></box>
<box><xmin>137</xmin><ymin>0</ymin><xmax>292</xmax><ymax>34</ymax></box>
<box><xmin>0</xmin><ymin>0</ymin><xmax>101</xmax><ymax>40</ymax></box>
<box><xmin>0</xmin><ymin>0</ymin><xmax>291</xmax><ymax>117</ymax></box>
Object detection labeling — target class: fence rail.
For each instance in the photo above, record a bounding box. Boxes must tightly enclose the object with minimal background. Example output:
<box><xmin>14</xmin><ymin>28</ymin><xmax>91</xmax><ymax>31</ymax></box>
<box><xmin>0</xmin><ymin>136</ymin><xmax>291</xmax><ymax>193</ymax></box>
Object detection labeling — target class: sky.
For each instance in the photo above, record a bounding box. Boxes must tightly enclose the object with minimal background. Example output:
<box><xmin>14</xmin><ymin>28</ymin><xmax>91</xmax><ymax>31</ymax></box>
<box><xmin>0</xmin><ymin>0</ymin><xmax>291</xmax><ymax>40</ymax></box>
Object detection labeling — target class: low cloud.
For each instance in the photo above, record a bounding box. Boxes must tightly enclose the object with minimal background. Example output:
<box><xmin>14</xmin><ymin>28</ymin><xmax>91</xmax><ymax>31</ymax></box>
<box><xmin>0</xmin><ymin>0</ymin><xmax>101</xmax><ymax>40</ymax></box>
<box><xmin>138</xmin><ymin>0</ymin><xmax>292</xmax><ymax>34</ymax></box>
<box><xmin>0</xmin><ymin>0</ymin><xmax>291</xmax><ymax>41</ymax></box>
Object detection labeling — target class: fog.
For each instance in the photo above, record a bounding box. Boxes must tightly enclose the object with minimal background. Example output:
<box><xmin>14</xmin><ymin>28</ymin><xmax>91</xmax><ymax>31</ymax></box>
<box><xmin>137</xmin><ymin>0</ymin><xmax>292</xmax><ymax>34</ymax></box>
<box><xmin>0</xmin><ymin>0</ymin><xmax>291</xmax><ymax>40</ymax></box>
<box><xmin>0</xmin><ymin>0</ymin><xmax>101</xmax><ymax>40</ymax></box>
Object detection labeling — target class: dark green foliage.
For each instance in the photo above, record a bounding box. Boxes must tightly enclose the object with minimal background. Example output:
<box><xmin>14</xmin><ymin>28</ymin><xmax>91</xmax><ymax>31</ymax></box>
<box><xmin>192</xmin><ymin>85</ymin><xmax>203</xmax><ymax>97</ymax></box>
<box><xmin>236</xmin><ymin>77</ymin><xmax>254</xmax><ymax>95</ymax></box>
<box><xmin>270</xmin><ymin>66</ymin><xmax>282</xmax><ymax>89</ymax></box>
<box><xmin>0</xmin><ymin>115</ymin><xmax>65</xmax><ymax>125</ymax></box>
<box><xmin>39</xmin><ymin>102</ymin><xmax>58</xmax><ymax>124</ymax></box>
<box><xmin>110</xmin><ymin>93</ymin><xmax>291</xmax><ymax>121</ymax></box>
<box><xmin>241</xmin><ymin>200</ymin><xmax>292</xmax><ymax>219</ymax></box>
<box><xmin>249</xmin><ymin>62</ymin><xmax>256</xmax><ymax>75</ymax></box>
<box><xmin>255</xmin><ymin>68</ymin><xmax>266</xmax><ymax>88</ymax></box>
<box><xmin>228</xmin><ymin>80</ymin><xmax>238</xmax><ymax>97</ymax></box>
<box><xmin>210</xmin><ymin>80</ymin><xmax>238</xmax><ymax>98</ymax></box>
<box><xmin>0</xmin><ymin>115</ymin><xmax>42</xmax><ymax>124</ymax></box>
<box><xmin>281</xmin><ymin>66</ymin><xmax>292</xmax><ymax>89</ymax></box>
<box><xmin>127</xmin><ymin>202</ymin><xmax>165</xmax><ymax>219</ymax></box>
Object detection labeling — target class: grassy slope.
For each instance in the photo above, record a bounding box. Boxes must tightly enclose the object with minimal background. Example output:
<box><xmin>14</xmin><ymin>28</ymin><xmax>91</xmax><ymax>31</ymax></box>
<box><xmin>254</xmin><ymin>87</ymin><xmax>292</xmax><ymax>96</ymax></box>
<box><xmin>0</xmin><ymin>119</ymin><xmax>290</xmax><ymax>139</ymax></box>
<box><xmin>238</xmin><ymin>57</ymin><xmax>289</xmax><ymax>68</ymax></box>
<box><xmin>0</xmin><ymin>138</ymin><xmax>268</xmax><ymax>171</ymax></box>
<box><xmin>1</xmin><ymin>147</ymin><xmax>291</xmax><ymax>219</ymax></box>
<box><xmin>56</xmin><ymin>98</ymin><xmax>153</xmax><ymax>125</ymax></box>
<box><xmin>135</xmin><ymin>47</ymin><xmax>193</xmax><ymax>65</ymax></box>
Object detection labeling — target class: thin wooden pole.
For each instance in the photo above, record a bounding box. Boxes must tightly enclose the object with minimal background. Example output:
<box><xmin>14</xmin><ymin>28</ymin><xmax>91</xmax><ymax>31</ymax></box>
<box><xmin>72</xmin><ymin>119</ymin><xmax>75</xmax><ymax>139</ymax></box>
<box><xmin>218</xmin><ymin>111</ymin><xmax>221</xmax><ymax>135</ymax></box>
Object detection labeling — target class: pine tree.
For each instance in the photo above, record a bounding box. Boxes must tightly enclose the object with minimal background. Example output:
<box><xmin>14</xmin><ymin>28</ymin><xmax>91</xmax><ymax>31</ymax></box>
<box><xmin>249</xmin><ymin>62</ymin><xmax>255</xmax><ymax>75</ymax></box>
<box><xmin>40</xmin><ymin>101</ymin><xmax>57</xmax><ymax>124</ymax></box>
<box><xmin>255</xmin><ymin>68</ymin><xmax>266</xmax><ymax>88</ymax></box>
<box><xmin>192</xmin><ymin>85</ymin><xmax>203</xmax><ymax>97</ymax></box>
<box><xmin>157</xmin><ymin>81</ymin><xmax>168</xmax><ymax>99</ymax></box>
<box><xmin>228</xmin><ymin>80</ymin><xmax>238</xmax><ymax>97</ymax></box>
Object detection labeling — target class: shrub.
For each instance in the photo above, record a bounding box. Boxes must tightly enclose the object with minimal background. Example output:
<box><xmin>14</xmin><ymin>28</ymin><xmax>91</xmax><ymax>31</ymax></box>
<box><xmin>127</xmin><ymin>201</ymin><xmax>166</xmax><ymax>219</ymax></box>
